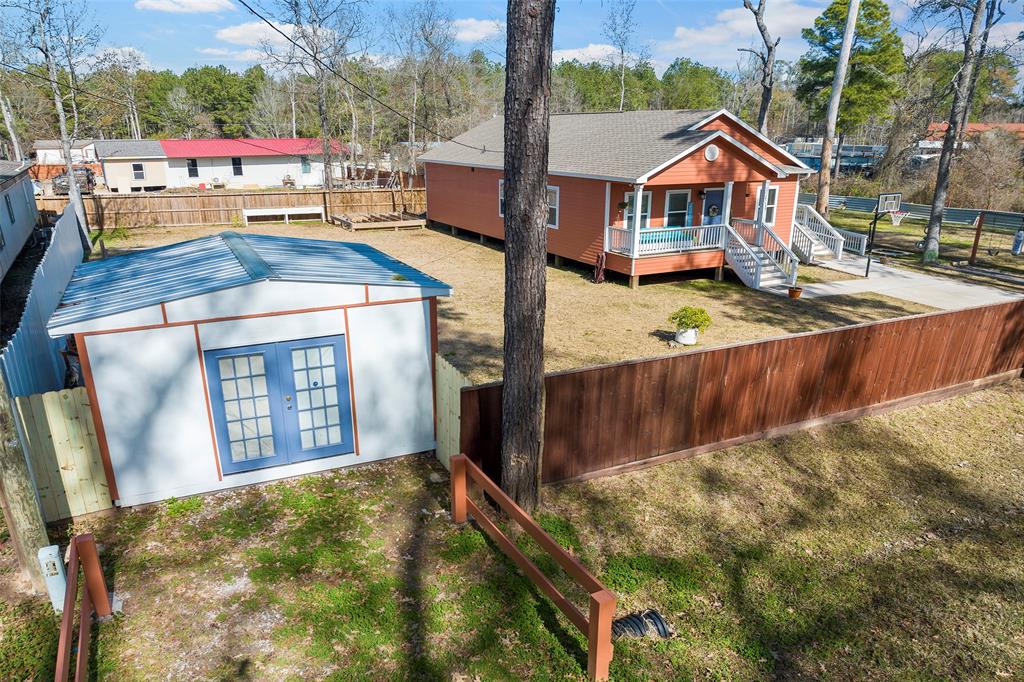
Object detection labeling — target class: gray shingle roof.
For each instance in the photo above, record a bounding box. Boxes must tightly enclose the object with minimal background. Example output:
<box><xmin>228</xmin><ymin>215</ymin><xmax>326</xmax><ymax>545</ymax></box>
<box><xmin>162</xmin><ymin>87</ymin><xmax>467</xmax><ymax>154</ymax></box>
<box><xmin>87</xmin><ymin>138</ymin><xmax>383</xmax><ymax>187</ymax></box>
<box><xmin>33</xmin><ymin>139</ymin><xmax>94</xmax><ymax>150</ymax></box>
<box><xmin>94</xmin><ymin>139</ymin><xmax>166</xmax><ymax>159</ymax></box>
<box><xmin>419</xmin><ymin>109</ymin><xmax>723</xmax><ymax>182</ymax></box>
<box><xmin>0</xmin><ymin>160</ymin><xmax>31</xmax><ymax>182</ymax></box>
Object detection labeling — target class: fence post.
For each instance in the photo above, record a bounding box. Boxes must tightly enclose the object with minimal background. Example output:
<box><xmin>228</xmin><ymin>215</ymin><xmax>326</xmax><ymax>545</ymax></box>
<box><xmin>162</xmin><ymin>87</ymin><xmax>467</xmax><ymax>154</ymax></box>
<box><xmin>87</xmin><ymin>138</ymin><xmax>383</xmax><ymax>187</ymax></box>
<box><xmin>450</xmin><ymin>454</ymin><xmax>467</xmax><ymax>523</ymax></box>
<box><xmin>969</xmin><ymin>211</ymin><xmax>986</xmax><ymax>266</ymax></box>
<box><xmin>75</xmin><ymin>534</ymin><xmax>111</xmax><ymax>618</ymax></box>
<box><xmin>587</xmin><ymin>589</ymin><xmax>616</xmax><ymax>681</ymax></box>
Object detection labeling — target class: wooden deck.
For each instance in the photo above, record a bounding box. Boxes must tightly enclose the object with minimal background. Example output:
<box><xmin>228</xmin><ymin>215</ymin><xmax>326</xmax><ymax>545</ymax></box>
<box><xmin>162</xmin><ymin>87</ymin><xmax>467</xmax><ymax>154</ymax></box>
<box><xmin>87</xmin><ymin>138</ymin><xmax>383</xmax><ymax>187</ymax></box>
<box><xmin>332</xmin><ymin>211</ymin><xmax>426</xmax><ymax>231</ymax></box>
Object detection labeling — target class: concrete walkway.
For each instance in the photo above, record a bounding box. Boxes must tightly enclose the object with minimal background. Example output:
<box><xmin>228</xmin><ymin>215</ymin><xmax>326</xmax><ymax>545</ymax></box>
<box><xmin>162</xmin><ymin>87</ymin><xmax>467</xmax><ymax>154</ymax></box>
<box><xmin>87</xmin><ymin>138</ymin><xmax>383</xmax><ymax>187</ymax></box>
<box><xmin>773</xmin><ymin>256</ymin><xmax>1023</xmax><ymax>310</ymax></box>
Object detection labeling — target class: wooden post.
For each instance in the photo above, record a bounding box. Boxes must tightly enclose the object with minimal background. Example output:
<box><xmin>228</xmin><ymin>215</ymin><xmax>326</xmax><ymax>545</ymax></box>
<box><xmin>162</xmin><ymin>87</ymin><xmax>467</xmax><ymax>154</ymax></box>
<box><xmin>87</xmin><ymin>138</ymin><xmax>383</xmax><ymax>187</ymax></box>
<box><xmin>0</xmin><ymin>373</ymin><xmax>48</xmax><ymax>592</ymax></box>
<box><xmin>450</xmin><ymin>453</ymin><xmax>467</xmax><ymax>523</ymax></box>
<box><xmin>628</xmin><ymin>275</ymin><xmax>639</xmax><ymax>289</ymax></box>
<box><xmin>969</xmin><ymin>211</ymin><xmax>985</xmax><ymax>265</ymax></box>
<box><xmin>587</xmin><ymin>589</ymin><xmax>616</xmax><ymax>681</ymax></box>
<box><xmin>76</xmin><ymin>534</ymin><xmax>111</xmax><ymax>618</ymax></box>
<box><xmin>397</xmin><ymin>170</ymin><xmax>408</xmax><ymax>215</ymax></box>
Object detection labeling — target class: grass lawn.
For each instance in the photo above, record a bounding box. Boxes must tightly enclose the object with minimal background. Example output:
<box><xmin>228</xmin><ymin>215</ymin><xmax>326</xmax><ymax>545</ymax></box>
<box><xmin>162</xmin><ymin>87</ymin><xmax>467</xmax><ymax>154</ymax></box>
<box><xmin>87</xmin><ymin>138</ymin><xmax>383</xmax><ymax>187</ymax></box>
<box><xmin>90</xmin><ymin>223</ymin><xmax>933</xmax><ymax>383</ymax></box>
<box><xmin>827</xmin><ymin>209</ymin><xmax>1024</xmax><ymax>294</ymax></box>
<box><xmin>2</xmin><ymin>379</ymin><xmax>1021</xmax><ymax>680</ymax></box>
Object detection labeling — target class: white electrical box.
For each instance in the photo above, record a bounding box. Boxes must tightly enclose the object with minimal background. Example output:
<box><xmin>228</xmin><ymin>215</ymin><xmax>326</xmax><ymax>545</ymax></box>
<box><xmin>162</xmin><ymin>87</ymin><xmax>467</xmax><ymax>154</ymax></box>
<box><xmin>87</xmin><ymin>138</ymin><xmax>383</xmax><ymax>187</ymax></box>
<box><xmin>38</xmin><ymin>545</ymin><xmax>66</xmax><ymax>613</ymax></box>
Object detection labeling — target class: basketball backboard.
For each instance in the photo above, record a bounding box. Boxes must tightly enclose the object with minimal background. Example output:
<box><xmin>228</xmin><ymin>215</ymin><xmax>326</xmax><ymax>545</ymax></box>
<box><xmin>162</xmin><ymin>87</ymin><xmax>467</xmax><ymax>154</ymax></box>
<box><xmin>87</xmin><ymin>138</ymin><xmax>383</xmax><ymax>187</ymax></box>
<box><xmin>877</xmin><ymin>192</ymin><xmax>902</xmax><ymax>214</ymax></box>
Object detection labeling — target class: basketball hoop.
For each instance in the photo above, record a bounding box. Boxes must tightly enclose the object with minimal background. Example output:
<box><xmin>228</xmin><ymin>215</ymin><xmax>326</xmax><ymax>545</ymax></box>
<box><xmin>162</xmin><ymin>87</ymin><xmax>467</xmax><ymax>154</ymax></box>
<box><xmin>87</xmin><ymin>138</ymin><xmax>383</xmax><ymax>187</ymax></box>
<box><xmin>890</xmin><ymin>210</ymin><xmax>909</xmax><ymax>226</ymax></box>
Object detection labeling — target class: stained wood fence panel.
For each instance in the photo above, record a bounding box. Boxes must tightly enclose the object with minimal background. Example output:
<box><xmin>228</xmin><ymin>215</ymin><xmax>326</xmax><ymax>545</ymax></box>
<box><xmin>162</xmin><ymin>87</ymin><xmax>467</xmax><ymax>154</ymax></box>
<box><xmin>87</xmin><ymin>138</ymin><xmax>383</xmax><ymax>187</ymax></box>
<box><xmin>36</xmin><ymin>188</ymin><xmax>427</xmax><ymax>230</ymax></box>
<box><xmin>461</xmin><ymin>301</ymin><xmax>1024</xmax><ymax>484</ymax></box>
<box><xmin>15</xmin><ymin>387</ymin><xmax>112</xmax><ymax>522</ymax></box>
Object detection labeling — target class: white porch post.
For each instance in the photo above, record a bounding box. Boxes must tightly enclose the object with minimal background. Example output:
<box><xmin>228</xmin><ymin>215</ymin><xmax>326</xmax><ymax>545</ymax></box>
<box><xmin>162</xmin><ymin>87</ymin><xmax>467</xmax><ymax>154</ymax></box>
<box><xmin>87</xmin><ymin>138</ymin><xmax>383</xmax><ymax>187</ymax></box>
<box><xmin>757</xmin><ymin>178</ymin><xmax>770</xmax><ymax>246</ymax></box>
<box><xmin>630</xmin><ymin>183</ymin><xmax>644</xmax><ymax>258</ymax></box>
<box><xmin>722</xmin><ymin>180</ymin><xmax>734</xmax><ymax>248</ymax></box>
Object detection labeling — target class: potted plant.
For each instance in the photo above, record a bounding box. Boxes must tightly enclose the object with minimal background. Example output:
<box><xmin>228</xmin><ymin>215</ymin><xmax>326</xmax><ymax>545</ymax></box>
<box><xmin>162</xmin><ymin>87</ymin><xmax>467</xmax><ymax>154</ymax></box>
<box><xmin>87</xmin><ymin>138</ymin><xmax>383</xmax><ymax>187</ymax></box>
<box><xmin>788</xmin><ymin>286</ymin><xmax>803</xmax><ymax>299</ymax></box>
<box><xmin>668</xmin><ymin>306</ymin><xmax>712</xmax><ymax>345</ymax></box>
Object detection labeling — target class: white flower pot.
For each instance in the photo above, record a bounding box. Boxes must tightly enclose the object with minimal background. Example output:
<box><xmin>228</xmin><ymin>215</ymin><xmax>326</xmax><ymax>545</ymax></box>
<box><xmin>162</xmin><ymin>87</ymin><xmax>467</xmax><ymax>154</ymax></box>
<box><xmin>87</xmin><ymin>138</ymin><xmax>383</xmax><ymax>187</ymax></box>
<box><xmin>675</xmin><ymin>328</ymin><xmax>698</xmax><ymax>345</ymax></box>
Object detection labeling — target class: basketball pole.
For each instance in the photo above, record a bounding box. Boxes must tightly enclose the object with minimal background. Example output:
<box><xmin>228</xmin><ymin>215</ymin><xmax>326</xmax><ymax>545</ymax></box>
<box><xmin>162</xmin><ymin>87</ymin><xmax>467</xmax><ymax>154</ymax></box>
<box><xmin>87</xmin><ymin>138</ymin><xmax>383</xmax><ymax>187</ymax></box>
<box><xmin>865</xmin><ymin>207</ymin><xmax>880</xmax><ymax>277</ymax></box>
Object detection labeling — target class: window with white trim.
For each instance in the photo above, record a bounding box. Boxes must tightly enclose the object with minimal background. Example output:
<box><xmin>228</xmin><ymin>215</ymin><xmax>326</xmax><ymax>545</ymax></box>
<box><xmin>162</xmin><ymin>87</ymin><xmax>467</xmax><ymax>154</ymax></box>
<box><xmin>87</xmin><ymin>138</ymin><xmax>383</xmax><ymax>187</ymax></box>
<box><xmin>186</xmin><ymin>158</ymin><xmax>199</xmax><ymax>178</ymax></box>
<box><xmin>131</xmin><ymin>162</ymin><xmax>145</xmax><ymax>180</ymax></box>
<box><xmin>498</xmin><ymin>180</ymin><xmax>560</xmax><ymax>229</ymax></box>
<box><xmin>757</xmin><ymin>185</ymin><xmax>779</xmax><ymax>225</ymax></box>
<box><xmin>231</xmin><ymin>157</ymin><xmax>243</xmax><ymax>176</ymax></box>
<box><xmin>664</xmin><ymin>190</ymin><xmax>690</xmax><ymax>227</ymax></box>
<box><xmin>624</xmin><ymin>191</ymin><xmax>652</xmax><ymax>228</ymax></box>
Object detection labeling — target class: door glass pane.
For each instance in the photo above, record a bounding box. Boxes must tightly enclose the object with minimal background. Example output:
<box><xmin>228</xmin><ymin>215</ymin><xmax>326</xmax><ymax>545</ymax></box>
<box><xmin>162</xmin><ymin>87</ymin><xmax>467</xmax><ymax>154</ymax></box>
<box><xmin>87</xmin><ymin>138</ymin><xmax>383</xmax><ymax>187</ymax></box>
<box><xmin>219</xmin><ymin>352</ymin><xmax>276</xmax><ymax>462</ymax></box>
<box><xmin>291</xmin><ymin>343</ymin><xmax>345</xmax><ymax>450</ymax></box>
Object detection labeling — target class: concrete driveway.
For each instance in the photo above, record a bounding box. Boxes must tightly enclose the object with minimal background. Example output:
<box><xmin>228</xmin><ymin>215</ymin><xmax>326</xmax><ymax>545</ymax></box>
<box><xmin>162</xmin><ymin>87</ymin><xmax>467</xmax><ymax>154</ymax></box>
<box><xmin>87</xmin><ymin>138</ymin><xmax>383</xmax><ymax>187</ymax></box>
<box><xmin>788</xmin><ymin>256</ymin><xmax>1023</xmax><ymax>310</ymax></box>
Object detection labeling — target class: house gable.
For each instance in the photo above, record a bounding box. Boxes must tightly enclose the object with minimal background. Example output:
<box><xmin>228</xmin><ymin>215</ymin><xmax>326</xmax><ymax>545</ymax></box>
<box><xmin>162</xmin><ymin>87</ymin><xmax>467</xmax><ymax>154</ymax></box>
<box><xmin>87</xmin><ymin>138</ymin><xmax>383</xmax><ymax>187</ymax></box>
<box><xmin>644</xmin><ymin>135</ymin><xmax>781</xmax><ymax>186</ymax></box>
<box><xmin>694</xmin><ymin>112</ymin><xmax>806</xmax><ymax>168</ymax></box>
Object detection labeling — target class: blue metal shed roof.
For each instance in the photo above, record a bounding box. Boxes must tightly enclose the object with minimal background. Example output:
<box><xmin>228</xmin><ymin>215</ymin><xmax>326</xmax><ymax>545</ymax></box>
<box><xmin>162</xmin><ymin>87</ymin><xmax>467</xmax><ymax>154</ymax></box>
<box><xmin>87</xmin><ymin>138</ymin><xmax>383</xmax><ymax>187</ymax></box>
<box><xmin>48</xmin><ymin>232</ymin><xmax>451</xmax><ymax>330</ymax></box>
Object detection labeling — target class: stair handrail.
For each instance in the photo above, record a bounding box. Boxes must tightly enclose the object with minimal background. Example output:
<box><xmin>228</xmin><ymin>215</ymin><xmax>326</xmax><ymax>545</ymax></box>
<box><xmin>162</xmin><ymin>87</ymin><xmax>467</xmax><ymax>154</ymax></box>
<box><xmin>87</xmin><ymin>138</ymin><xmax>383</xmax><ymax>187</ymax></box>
<box><xmin>791</xmin><ymin>221</ymin><xmax>816</xmax><ymax>264</ymax></box>
<box><xmin>796</xmin><ymin>204</ymin><xmax>846</xmax><ymax>259</ymax></box>
<box><xmin>724</xmin><ymin>225</ymin><xmax>762</xmax><ymax>289</ymax></box>
<box><xmin>756</xmin><ymin>222</ymin><xmax>799</xmax><ymax>287</ymax></box>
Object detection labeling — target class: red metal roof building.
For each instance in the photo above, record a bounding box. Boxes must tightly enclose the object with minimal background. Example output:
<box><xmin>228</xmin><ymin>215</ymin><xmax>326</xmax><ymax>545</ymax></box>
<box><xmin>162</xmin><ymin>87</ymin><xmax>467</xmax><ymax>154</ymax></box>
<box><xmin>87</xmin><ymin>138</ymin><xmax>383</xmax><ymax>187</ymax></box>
<box><xmin>926</xmin><ymin>122</ymin><xmax>1024</xmax><ymax>142</ymax></box>
<box><xmin>159</xmin><ymin>138</ymin><xmax>348</xmax><ymax>158</ymax></box>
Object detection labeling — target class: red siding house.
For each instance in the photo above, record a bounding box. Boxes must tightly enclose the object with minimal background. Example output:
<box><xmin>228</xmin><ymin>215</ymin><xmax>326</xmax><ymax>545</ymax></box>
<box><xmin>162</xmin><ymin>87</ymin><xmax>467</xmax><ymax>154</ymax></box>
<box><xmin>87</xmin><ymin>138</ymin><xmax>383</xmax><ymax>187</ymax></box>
<box><xmin>421</xmin><ymin>109</ymin><xmax>845</xmax><ymax>289</ymax></box>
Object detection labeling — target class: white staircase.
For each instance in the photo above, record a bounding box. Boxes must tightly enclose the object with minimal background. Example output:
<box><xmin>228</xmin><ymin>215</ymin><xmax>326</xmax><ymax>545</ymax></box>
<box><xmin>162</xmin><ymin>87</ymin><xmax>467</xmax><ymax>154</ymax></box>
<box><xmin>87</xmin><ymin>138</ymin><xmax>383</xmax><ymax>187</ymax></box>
<box><xmin>724</xmin><ymin>220</ymin><xmax>800</xmax><ymax>291</ymax></box>
<box><xmin>793</xmin><ymin>204</ymin><xmax>846</xmax><ymax>263</ymax></box>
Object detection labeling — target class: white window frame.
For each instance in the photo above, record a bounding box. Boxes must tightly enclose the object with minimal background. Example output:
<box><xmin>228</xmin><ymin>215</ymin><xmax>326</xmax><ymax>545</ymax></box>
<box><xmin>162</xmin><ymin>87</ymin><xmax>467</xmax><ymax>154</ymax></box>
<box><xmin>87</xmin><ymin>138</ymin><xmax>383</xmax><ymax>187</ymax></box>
<box><xmin>499</xmin><ymin>179</ymin><xmax>559</xmax><ymax>230</ymax></box>
<box><xmin>186</xmin><ymin>158</ymin><xmax>199</xmax><ymax>178</ymax></box>
<box><xmin>663</xmin><ymin>189</ymin><xmax>691</xmax><ymax>228</ymax></box>
<box><xmin>131</xmin><ymin>162</ymin><xmax>145</xmax><ymax>180</ymax></box>
<box><xmin>231</xmin><ymin>157</ymin><xmax>243</xmax><ymax>176</ymax></box>
<box><xmin>546</xmin><ymin>185</ymin><xmax>559</xmax><ymax>229</ymax></box>
<box><xmin>624</xmin><ymin>190</ymin><xmax>652</xmax><ymax>229</ymax></box>
<box><xmin>756</xmin><ymin>184</ymin><xmax>780</xmax><ymax>226</ymax></box>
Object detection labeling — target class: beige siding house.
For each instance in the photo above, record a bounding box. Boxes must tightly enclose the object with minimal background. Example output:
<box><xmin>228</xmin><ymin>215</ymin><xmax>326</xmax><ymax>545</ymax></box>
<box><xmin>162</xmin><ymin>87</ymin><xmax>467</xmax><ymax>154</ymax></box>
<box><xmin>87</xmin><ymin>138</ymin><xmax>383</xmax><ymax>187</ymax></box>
<box><xmin>95</xmin><ymin>140</ymin><xmax>168</xmax><ymax>193</ymax></box>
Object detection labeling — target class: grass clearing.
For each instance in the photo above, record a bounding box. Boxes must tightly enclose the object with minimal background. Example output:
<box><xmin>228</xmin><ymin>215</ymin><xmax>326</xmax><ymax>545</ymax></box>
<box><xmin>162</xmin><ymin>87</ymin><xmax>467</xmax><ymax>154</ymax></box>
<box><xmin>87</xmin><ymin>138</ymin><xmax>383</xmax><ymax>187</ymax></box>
<box><xmin>93</xmin><ymin>223</ymin><xmax>934</xmax><ymax>382</ymax></box>
<box><xmin>2</xmin><ymin>379</ymin><xmax>1021</xmax><ymax>680</ymax></box>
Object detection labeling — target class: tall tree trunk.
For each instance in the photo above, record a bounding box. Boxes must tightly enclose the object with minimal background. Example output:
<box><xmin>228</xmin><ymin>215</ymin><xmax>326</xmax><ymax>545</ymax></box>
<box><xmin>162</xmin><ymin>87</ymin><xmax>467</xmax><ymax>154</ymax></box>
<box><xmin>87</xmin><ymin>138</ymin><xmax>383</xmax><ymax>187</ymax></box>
<box><xmin>501</xmin><ymin>0</ymin><xmax>556</xmax><ymax>513</ymax></box>
<box><xmin>833</xmin><ymin>132</ymin><xmax>845</xmax><ymax>179</ymax></box>
<box><xmin>0</xmin><ymin>89</ymin><xmax>22</xmax><ymax>161</ymax></box>
<box><xmin>815</xmin><ymin>0</ymin><xmax>860</xmax><ymax>217</ymax></box>
<box><xmin>38</xmin><ymin>12</ymin><xmax>88</xmax><ymax>245</ymax></box>
<box><xmin>923</xmin><ymin>0</ymin><xmax>988</xmax><ymax>263</ymax></box>
<box><xmin>742</xmin><ymin>0</ymin><xmax>779</xmax><ymax>135</ymax></box>
<box><xmin>618</xmin><ymin>54</ymin><xmax>626</xmax><ymax>112</ymax></box>
<box><xmin>955</xmin><ymin>0</ymin><xmax>1000</xmax><ymax>150</ymax></box>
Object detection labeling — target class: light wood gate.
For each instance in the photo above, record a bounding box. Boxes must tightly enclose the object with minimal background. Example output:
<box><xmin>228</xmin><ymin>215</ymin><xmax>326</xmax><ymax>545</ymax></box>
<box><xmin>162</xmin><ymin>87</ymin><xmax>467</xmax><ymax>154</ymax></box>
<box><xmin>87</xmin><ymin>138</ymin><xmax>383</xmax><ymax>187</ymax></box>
<box><xmin>434</xmin><ymin>354</ymin><xmax>470</xmax><ymax>471</ymax></box>
<box><xmin>15</xmin><ymin>387</ymin><xmax>113</xmax><ymax>522</ymax></box>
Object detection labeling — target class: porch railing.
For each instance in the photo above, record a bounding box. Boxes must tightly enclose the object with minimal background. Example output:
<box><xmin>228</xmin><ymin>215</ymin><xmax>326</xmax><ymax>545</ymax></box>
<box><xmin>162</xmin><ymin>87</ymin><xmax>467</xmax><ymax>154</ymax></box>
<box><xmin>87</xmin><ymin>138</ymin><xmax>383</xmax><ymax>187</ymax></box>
<box><xmin>604</xmin><ymin>224</ymin><xmax>726</xmax><ymax>257</ymax></box>
<box><xmin>729</xmin><ymin>218</ymin><xmax>799</xmax><ymax>287</ymax></box>
<box><xmin>724</xmin><ymin>225</ymin><xmax>762</xmax><ymax>289</ymax></box>
<box><xmin>795</xmin><ymin>204</ymin><xmax>845</xmax><ymax>259</ymax></box>
<box><xmin>835</xmin><ymin>228</ymin><xmax>868</xmax><ymax>256</ymax></box>
<box><xmin>791</xmin><ymin>222</ymin><xmax>817</xmax><ymax>264</ymax></box>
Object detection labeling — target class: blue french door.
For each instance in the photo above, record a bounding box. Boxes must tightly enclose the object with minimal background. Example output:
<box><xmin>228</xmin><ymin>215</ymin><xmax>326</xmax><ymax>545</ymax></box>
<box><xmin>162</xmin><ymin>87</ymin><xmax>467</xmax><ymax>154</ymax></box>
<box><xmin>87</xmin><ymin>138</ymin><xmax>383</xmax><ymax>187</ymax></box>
<box><xmin>205</xmin><ymin>335</ymin><xmax>355</xmax><ymax>474</ymax></box>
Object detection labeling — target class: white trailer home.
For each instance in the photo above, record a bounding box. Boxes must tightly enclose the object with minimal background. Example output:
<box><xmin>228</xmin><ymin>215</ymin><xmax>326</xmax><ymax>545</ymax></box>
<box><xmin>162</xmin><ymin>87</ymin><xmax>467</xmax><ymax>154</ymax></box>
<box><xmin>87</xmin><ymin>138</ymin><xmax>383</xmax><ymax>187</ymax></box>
<box><xmin>0</xmin><ymin>160</ymin><xmax>39</xmax><ymax>279</ymax></box>
<box><xmin>47</xmin><ymin>233</ymin><xmax>450</xmax><ymax>506</ymax></box>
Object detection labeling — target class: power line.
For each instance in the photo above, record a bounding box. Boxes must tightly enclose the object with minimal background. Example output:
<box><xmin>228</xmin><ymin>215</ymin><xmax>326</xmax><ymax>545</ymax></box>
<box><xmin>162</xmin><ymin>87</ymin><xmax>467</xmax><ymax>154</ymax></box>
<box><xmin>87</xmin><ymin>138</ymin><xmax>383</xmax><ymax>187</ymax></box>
<box><xmin>234</xmin><ymin>0</ymin><xmax>498</xmax><ymax>154</ymax></box>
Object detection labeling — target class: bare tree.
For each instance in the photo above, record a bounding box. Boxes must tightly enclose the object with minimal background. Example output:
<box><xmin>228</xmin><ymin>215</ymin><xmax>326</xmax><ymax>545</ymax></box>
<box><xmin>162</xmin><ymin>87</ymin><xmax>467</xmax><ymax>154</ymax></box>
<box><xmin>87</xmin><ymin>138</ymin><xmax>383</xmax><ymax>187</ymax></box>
<box><xmin>740</xmin><ymin>0</ymin><xmax>780</xmax><ymax>134</ymax></box>
<box><xmin>602</xmin><ymin>0</ymin><xmax>644</xmax><ymax>112</ymax></box>
<box><xmin>249</xmin><ymin>76</ymin><xmax>292</xmax><ymax>137</ymax></box>
<box><xmin>501</xmin><ymin>0</ymin><xmax>555</xmax><ymax>512</ymax></box>
<box><xmin>0</xmin><ymin>81</ymin><xmax>22</xmax><ymax>160</ymax></box>
<box><xmin>955</xmin><ymin>0</ymin><xmax>1005</xmax><ymax>149</ymax></box>
<box><xmin>815</xmin><ymin>0</ymin><xmax>860</xmax><ymax>217</ymax></box>
<box><xmin>3</xmin><ymin>0</ymin><xmax>102</xmax><ymax>241</ymax></box>
<box><xmin>91</xmin><ymin>47</ymin><xmax>146</xmax><ymax>139</ymax></box>
<box><xmin>921</xmin><ymin>0</ymin><xmax>989</xmax><ymax>262</ymax></box>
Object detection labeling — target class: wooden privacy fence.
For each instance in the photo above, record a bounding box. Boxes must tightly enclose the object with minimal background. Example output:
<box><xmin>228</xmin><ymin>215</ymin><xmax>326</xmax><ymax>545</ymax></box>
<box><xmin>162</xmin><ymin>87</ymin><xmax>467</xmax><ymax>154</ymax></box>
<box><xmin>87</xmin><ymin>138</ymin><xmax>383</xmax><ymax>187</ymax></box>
<box><xmin>450</xmin><ymin>454</ymin><xmax>615</xmax><ymax>681</ymax></box>
<box><xmin>15</xmin><ymin>387</ymin><xmax>113</xmax><ymax>522</ymax></box>
<box><xmin>55</xmin><ymin>534</ymin><xmax>111</xmax><ymax>682</ymax></box>
<box><xmin>461</xmin><ymin>300</ymin><xmax>1024</xmax><ymax>484</ymax></box>
<box><xmin>36</xmin><ymin>188</ymin><xmax>427</xmax><ymax>230</ymax></box>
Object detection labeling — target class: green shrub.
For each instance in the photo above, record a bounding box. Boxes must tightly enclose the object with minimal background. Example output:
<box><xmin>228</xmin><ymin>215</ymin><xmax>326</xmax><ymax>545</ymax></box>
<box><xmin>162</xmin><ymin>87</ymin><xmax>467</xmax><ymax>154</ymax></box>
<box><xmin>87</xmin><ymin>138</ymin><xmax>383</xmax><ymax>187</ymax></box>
<box><xmin>668</xmin><ymin>306</ymin><xmax>712</xmax><ymax>333</ymax></box>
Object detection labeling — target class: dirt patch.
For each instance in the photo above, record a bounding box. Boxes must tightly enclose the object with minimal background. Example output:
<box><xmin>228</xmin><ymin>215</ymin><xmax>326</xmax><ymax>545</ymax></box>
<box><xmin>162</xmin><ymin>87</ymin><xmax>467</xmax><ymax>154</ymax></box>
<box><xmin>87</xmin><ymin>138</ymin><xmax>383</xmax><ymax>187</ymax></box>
<box><xmin>94</xmin><ymin>223</ymin><xmax>934</xmax><ymax>383</ymax></box>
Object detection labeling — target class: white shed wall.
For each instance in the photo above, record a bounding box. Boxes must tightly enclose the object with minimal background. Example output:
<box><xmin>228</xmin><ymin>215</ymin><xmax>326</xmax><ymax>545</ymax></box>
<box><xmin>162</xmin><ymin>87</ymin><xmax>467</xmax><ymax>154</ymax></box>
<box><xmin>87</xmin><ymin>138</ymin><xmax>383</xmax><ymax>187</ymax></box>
<box><xmin>83</xmin><ymin>286</ymin><xmax>439</xmax><ymax>506</ymax></box>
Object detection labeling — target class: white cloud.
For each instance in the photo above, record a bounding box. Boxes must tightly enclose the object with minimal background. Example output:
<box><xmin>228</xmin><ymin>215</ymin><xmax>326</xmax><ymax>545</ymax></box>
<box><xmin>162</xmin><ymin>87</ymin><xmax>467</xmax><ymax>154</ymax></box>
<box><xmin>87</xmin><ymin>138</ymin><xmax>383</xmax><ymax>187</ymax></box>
<box><xmin>553</xmin><ymin>43</ymin><xmax>619</xmax><ymax>64</ymax></box>
<box><xmin>215</xmin><ymin>20</ymin><xmax>295</xmax><ymax>48</ymax></box>
<box><xmin>453</xmin><ymin>18</ymin><xmax>503</xmax><ymax>42</ymax></box>
<box><xmin>135</xmin><ymin>0</ymin><xmax>234</xmax><ymax>13</ymax></box>
<box><xmin>196</xmin><ymin>46</ymin><xmax>261</xmax><ymax>61</ymax></box>
<box><xmin>655</xmin><ymin>0</ymin><xmax>827</xmax><ymax>70</ymax></box>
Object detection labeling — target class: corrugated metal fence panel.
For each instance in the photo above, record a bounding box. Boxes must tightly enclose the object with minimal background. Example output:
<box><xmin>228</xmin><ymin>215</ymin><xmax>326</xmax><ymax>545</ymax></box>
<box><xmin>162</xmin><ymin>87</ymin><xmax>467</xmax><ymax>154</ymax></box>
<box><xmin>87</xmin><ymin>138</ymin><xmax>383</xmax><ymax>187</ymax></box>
<box><xmin>460</xmin><ymin>300</ymin><xmax>1024</xmax><ymax>484</ymax></box>
<box><xmin>798</xmin><ymin>193</ymin><xmax>1024</xmax><ymax>232</ymax></box>
<box><xmin>0</xmin><ymin>206</ymin><xmax>85</xmax><ymax>397</ymax></box>
<box><xmin>14</xmin><ymin>387</ymin><xmax>113</xmax><ymax>522</ymax></box>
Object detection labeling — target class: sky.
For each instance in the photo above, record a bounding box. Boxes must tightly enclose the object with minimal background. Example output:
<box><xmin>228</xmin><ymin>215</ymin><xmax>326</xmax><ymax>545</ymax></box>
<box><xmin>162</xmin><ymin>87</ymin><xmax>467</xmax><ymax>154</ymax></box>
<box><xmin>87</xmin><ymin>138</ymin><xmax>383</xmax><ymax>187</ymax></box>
<box><xmin>95</xmin><ymin>0</ymin><xmax>1022</xmax><ymax>77</ymax></box>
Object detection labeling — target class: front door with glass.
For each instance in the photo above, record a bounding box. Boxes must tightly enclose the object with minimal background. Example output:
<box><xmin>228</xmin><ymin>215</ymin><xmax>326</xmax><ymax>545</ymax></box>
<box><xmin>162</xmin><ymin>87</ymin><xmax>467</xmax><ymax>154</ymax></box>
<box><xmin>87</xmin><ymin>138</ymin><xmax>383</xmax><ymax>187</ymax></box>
<box><xmin>205</xmin><ymin>335</ymin><xmax>355</xmax><ymax>474</ymax></box>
